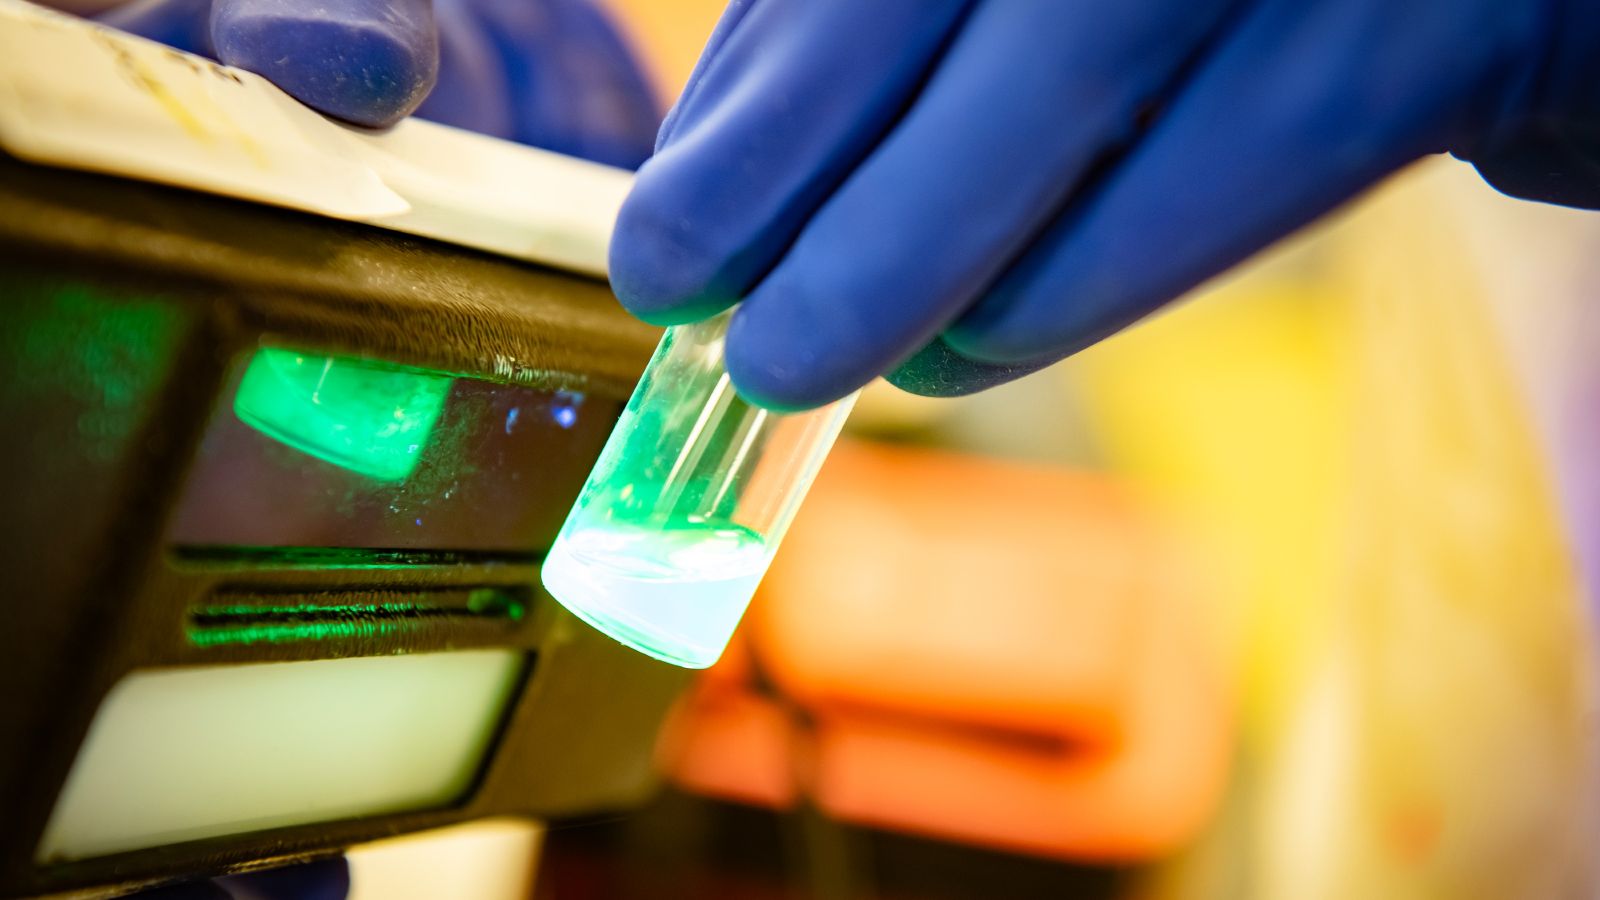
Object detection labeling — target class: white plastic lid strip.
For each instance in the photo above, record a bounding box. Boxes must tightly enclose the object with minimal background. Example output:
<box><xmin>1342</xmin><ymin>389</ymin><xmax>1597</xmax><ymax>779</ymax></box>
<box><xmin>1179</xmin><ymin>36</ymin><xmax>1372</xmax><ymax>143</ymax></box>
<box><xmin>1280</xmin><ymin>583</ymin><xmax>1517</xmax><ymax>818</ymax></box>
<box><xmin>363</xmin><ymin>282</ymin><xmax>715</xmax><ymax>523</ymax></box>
<box><xmin>0</xmin><ymin>0</ymin><xmax>631</xmax><ymax>278</ymax></box>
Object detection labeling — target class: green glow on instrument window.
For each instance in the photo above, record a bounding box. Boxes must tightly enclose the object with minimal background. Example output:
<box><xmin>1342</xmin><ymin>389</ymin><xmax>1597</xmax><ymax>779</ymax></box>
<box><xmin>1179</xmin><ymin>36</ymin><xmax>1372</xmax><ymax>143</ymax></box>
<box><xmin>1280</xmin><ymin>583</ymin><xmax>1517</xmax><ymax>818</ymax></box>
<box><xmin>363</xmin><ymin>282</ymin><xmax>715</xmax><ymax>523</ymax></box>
<box><xmin>187</xmin><ymin>620</ymin><xmax>408</xmax><ymax>647</ymax></box>
<box><xmin>185</xmin><ymin>589</ymin><xmax>525</xmax><ymax>647</ymax></box>
<box><xmin>233</xmin><ymin>348</ymin><xmax>453</xmax><ymax>482</ymax></box>
<box><xmin>171</xmin><ymin>547</ymin><xmax>532</xmax><ymax>569</ymax></box>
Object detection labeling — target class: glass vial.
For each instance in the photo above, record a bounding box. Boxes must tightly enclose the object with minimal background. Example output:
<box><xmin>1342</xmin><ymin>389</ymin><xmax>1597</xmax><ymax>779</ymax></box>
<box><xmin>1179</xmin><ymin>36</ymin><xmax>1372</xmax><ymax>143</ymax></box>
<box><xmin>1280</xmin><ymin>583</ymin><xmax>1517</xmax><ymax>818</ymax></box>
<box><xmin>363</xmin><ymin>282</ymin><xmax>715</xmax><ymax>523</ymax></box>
<box><xmin>541</xmin><ymin>312</ymin><xmax>856</xmax><ymax>668</ymax></box>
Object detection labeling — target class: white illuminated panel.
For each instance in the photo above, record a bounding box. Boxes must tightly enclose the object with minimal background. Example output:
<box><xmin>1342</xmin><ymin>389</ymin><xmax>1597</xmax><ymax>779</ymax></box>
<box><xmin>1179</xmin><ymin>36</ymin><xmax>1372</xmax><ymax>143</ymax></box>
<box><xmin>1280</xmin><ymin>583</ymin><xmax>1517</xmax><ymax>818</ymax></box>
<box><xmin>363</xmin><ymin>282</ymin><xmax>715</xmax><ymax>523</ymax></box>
<box><xmin>37</xmin><ymin>650</ymin><xmax>523</xmax><ymax>861</ymax></box>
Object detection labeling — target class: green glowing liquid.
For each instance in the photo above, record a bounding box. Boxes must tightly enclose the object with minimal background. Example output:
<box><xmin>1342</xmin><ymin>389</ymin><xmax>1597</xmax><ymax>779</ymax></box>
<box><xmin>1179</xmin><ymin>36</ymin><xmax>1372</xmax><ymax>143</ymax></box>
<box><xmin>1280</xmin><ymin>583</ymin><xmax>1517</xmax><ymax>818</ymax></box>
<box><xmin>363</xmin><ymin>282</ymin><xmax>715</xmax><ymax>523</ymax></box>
<box><xmin>233</xmin><ymin>348</ymin><xmax>452</xmax><ymax>482</ymax></box>
<box><xmin>541</xmin><ymin>518</ymin><xmax>769</xmax><ymax>669</ymax></box>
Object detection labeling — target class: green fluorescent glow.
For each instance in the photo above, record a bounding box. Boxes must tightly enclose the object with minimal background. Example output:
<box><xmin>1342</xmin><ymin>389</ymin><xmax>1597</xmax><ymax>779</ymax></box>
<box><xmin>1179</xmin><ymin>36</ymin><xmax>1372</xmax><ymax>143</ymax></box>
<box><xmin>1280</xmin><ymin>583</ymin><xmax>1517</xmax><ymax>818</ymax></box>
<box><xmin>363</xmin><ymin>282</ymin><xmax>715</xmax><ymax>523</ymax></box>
<box><xmin>540</xmin><ymin>314</ymin><xmax>853</xmax><ymax>670</ymax></box>
<box><xmin>192</xmin><ymin>596</ymin><xmax>525</xmax><ymax>623</ymax></box>
<box><xmin>2</xmin><ymin>282</ymin><xmax>188</xmax><ymax>464</ymax></box>
<box><xmin>187</xmin><ymin>620</ymin><xmax>408</xmax><ymax>647</ymax></box>
<box><xmin>541</xmin><ymin>317</ymin><xmax>797</xmax><ymax>669</ymax></box>
<box><xmin>187</xmin><ymin>589</ymin><xmax>526</xmax><ymax>647</ymax></box>
<box><xmin>171</xmin><ymin>546</ymin><xmax>535</xmax><ymax>570</ymax></box>
<box><xmin>233</xmin><ymin>348</ymin><xmax>453</xmax><ymax>482</ymax></box>
<box><xmin>541</xmin><ymin>519</ymin><xmax>768</xmax><ymax>668</ymax></box>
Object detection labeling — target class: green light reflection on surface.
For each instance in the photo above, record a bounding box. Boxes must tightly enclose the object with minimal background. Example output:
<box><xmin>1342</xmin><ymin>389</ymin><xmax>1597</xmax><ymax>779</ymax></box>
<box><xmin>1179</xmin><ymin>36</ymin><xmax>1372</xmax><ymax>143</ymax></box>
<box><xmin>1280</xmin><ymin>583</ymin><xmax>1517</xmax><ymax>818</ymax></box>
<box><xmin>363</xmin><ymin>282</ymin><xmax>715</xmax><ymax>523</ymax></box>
<box><xmin>186</xmin><ymin>589</ymin><xmax>526</xmax><ymax>647</ymax></box>
<box><xmin>170</xmin><ymin>547</ymin><xmax>531</xmax><ymax>569</ymax></box>
<box><xmin>3</xmin><ymin>282</ymin><xmax>188</xmax><ymax>465</ymax></box>
<box><xmin>187</xmin><ymin>620</ymin><xmax>407</xmax><ymax>647</ymax></box>
<box><xmin>233</xmin><ymin>348</ymin><xmax>453</xmax><ymax>482</ymax></box>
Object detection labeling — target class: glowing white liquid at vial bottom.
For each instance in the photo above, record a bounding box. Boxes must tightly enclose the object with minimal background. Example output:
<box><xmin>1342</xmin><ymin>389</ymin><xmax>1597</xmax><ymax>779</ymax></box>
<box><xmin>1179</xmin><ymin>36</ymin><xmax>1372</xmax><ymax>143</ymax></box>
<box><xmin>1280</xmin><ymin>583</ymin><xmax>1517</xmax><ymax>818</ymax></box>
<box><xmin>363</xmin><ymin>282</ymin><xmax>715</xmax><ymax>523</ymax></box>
<box><xmin>540</xmin><ymin>522</ymin><xmax>770</xmax><ymax>668</ymax></box>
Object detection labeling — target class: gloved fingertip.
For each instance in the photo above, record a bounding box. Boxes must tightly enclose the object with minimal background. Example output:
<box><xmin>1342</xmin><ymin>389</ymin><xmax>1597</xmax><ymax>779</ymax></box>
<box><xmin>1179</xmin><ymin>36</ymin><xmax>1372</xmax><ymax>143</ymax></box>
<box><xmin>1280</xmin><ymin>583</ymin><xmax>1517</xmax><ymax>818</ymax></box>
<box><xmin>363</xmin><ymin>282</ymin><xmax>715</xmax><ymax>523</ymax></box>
<box><xmin>723</xmin><ymin>306</ymin><xmax>859</xmax><ymax>413</ymax></box>
<box><xmin>609</xmin><ymin>263</ymin><xmax>731</xmax><ymax>326</ymax></box>
<box><xmin>211</xmin><ymin>0</ymin><xmax>439</xmax><ymax>128</ymax></box>
<box><xmin>941</xmin><ymin>315</ymin><xmax>1056</xmax><ymax>367</ymax></box>
<box><xmin>724</xmin><ymin>354</ymin><xmax>835</xmax><ymax>413</ymax></box>
<box><xmin>609</xmin><ymin>191</ymin><xmax>738</xmax><ymax>327</ymax></box>
<box><xmin>885</xmin><ymin>338</ymin><xmax>1048</xmax><ymax>398</ymax></box>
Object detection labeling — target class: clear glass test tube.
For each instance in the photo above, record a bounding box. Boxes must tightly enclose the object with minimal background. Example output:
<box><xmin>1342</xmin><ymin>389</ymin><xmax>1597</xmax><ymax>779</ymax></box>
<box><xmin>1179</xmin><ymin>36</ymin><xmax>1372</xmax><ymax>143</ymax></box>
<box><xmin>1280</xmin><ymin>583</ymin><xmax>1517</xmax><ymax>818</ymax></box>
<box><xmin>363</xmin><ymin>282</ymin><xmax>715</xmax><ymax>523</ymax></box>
<box><xmin>541</xmin><ymin>312</ymin><xmax>857</xmax><ymax>668</ymax></box>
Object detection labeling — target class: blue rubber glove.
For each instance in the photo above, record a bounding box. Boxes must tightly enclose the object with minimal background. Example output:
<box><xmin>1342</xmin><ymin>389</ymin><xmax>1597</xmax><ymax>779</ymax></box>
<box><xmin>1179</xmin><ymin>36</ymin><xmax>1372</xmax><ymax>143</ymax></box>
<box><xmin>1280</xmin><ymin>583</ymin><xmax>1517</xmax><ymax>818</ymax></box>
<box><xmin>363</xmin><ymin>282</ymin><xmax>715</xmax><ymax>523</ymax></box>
<box><xmin>609</xmin><ymin>0</ymin><xmax>1600</xmax><ymax>410</ymax></box>
<box><xmin>93</xmin><ymin>0</ymin><xmax>659</xmax><ymax>168</ymax></box>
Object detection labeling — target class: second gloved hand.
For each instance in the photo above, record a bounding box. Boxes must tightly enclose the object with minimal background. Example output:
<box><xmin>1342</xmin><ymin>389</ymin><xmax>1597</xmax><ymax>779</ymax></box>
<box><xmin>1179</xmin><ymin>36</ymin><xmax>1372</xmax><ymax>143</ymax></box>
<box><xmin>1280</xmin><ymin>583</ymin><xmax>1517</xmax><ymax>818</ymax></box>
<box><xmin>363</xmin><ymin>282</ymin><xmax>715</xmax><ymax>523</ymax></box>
<box><xmin>610</xmin><ymin>0</ymin><xmax>1600</xmax><ymax>410</ymax></box>
<box><xmin>95</xmin><ymin>0</ymin><xmax>659</xmax><ymax>168</ymax></box>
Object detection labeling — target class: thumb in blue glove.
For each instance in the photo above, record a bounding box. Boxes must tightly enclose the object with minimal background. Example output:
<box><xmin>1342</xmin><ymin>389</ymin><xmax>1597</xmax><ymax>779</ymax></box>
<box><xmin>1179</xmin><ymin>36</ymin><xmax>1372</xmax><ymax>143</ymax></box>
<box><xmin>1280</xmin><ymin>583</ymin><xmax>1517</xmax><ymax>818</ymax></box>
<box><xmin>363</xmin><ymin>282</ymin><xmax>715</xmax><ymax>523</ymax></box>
<box><xmin>99</xmin><ymin>0</ymin><xmax>438</xmax><ymax>127</ymax></box>
<box><xmin>610</xmin><ymin>0</ymin><xmax>1600</xmax><ymax>411</ymax></box>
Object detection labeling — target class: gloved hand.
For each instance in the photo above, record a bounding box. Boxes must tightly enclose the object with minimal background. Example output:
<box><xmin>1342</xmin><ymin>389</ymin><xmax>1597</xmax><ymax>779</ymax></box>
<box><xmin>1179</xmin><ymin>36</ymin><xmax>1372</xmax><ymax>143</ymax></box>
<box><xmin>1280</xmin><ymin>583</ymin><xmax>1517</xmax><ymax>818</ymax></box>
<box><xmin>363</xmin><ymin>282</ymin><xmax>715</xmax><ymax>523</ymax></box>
<box><xmin>92</xmin><ymin>0</ymin><xmax>659</xmax><ymax>168</ymax></box>
<box><xmin>609</xmin><ymin>0</ymin><xmax>1600</xmax><ymax>410</ymax></box>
